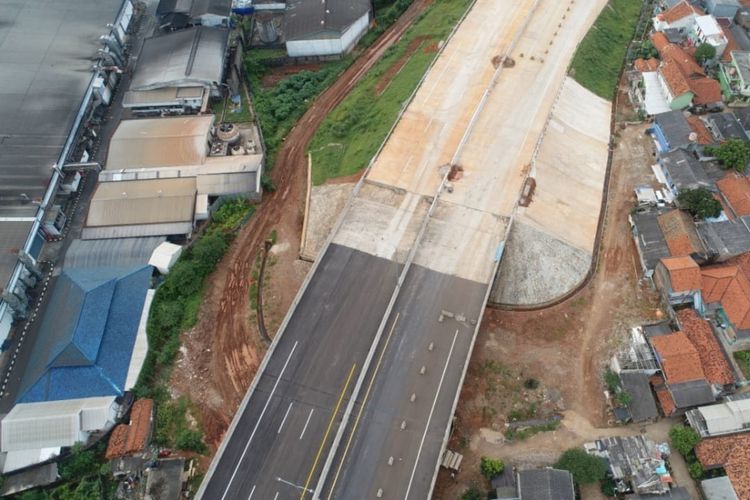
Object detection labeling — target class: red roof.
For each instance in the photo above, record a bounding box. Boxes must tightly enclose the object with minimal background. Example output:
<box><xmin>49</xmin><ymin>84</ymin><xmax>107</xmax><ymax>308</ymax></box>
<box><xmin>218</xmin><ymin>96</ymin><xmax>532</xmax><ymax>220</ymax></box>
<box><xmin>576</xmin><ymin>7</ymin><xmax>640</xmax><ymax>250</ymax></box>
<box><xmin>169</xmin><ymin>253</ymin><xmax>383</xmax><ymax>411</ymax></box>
<box><xmin>650</xmin><ymin>332</ymin><xmax>706</xmax><ymax>384</ymax></box>
<box><xmin>656</xmin><ymin>0</ymin><xmax>704</xmax><ymax>24</ymax></box>
<box><xmin>634</xmin><ymin>58</ymin><xmax>660</xmax><ymax>72</ymax></box>
<box><xmin>717</xmin><ymin>173</ymin><xmax>750</xmax><ymax>217</ymax></box>
<box><xmin>696</xmin><ymin>434</ymin><xmax>750</xmax><ymax>500</ymax></box>
<box><xmin>657</xmin><ymin>210</ymin><xmax>703</xmax><ymax>257</ymax></box>
<box><xmin>661</xmin><ymin>256</ymin><xmax>702</xmax><ymax>292</ymax></box>
<box><xmin>687</xmin><ymin>116</ymin><xmax>713</xmax><ymax>145</ymax></box>
<box><xmin>105</xmin><ymin>399</ymin><xmax>153</xmax><ymax>459</ymax></box>
<box><xmin>654</xmin><ymin>385</ymin><xmax>678</xmax><ymax>416</ymax></box>
<box><xmin>652</xmin><ymin>34</ymin><xmax>722</xmax><ymax>105</ymax></box>
<box><xmin>676</xmin><ymin>309</ymin><xmax>735</xmax><ymax>385</ymax></box>
<box><xmin>701</xmin><ymin>264</ymin><xmax>750</xmax><ymax>330</ymax></box>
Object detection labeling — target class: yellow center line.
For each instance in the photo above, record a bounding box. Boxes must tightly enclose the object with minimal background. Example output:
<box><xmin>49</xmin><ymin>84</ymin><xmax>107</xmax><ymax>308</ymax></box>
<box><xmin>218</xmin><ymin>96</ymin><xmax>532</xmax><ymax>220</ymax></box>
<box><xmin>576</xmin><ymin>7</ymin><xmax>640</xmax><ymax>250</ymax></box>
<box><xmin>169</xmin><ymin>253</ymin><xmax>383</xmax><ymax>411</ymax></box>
<box><xmin>300</xmin><ymin>362</ymin><xmax>358</xmax><ymax>499</ymax></box>
<box><xmin>325</xmin><ymin>313</ymin><xmax>400</xmax><ymax>500</ymax></box>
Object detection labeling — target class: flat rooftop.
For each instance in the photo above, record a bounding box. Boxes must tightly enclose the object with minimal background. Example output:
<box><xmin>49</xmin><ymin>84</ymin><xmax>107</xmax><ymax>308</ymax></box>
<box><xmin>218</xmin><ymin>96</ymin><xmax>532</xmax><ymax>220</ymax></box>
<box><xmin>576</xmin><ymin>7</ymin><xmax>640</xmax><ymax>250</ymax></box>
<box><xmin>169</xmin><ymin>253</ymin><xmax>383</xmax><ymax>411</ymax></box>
<box><xmin>0</xmin><ymin>0</ymin><xmax>123</xmax><ymax>287</ymax></box>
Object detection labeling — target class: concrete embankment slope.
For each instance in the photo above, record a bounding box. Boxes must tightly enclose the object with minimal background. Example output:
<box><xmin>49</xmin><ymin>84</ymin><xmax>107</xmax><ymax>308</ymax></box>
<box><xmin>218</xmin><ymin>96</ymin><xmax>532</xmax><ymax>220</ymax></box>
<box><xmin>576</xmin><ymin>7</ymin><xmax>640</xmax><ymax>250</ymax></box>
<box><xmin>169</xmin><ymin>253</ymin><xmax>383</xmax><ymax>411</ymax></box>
<box><xmin>491</xmin><ymin>77</ymin><xmax>612</xmax><ymax>306</ymax></box>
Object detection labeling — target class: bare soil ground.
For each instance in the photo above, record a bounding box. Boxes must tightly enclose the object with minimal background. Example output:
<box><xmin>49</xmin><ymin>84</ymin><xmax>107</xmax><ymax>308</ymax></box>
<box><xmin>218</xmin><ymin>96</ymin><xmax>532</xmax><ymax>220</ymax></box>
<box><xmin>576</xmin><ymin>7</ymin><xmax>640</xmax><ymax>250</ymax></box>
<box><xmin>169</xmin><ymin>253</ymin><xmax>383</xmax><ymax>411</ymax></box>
<box><xmin>434</xmin><ymin>120</ymin><xmax>669</xmax><ymax>499</ymax></box>
<box><xmin>169</xmin><ymin>0</ymin><xmax>435</xmax><ymax>453</ymax></box>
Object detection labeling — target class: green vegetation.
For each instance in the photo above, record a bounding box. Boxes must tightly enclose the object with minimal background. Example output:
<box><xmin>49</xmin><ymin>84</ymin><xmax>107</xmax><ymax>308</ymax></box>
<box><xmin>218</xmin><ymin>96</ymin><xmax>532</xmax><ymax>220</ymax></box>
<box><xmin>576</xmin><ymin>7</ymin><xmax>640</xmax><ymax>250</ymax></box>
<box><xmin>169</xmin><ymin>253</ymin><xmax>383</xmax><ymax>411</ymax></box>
<box><xmin>134</xmin><ymin>198</ymin><xmax>254</xmax><ymax>453</ymax></box>
<box><xmin>507</xmin><ymin>402</ymin><xmax>538</xmax><ymax>421</ymax></box>
<box><xmin>523</xmin><ymin>377</ymin><xmax>540</xmax><ymax>390</ymax></box>
<box><xmin>669</xmin><ymin>424</ymin><xmax>700</xmax><ymax>457</ymax></box>
<box><xmin>705</xmin><ymin>139</ymin><xmax>750</xmax><ymax>173</ymax></box>
<box><xmin>554</xmin><ymin>448</ymin><xmax>608</xmax><ymax>484</ymax></box>
<box><xmin>694</xmin><ymin>43</ymin><xmax>717</xmax><ymax>65</ymax></box>
<box><xmin>210</xmin><ymin>93</ymin><xmax>254</xmax><ymax>124</ymax></box>
<box><xmin>677</xmin><ymin>188</ymin><xmax>723</xmax><ymax>219</ymax></box>
<box><xmin>629</xmin><ymin>39</ymin><xmax>658</xmax><ymax>60</ymax></box>
<box><xmin>480</xmin><ymin>456</ymin><xmax>505</xmax><ymax>480</ymax></box>
<box><xmin>504</xmin><ymin>421</ymin><xmax>560</xmax><ymax>441</ymax></box>
<box><xmin>734</xmin><ymin>350</ymin><xmax>750</xmax><ymax>378</ymax></box>
<box><xmin>459</xmin><ymin>483</ymin><xmax>483</xmax><ymax>500</ymax></box>
<box><xmin>247</xmin><ymin>56</ymin><xmax>351</xmax><ymax>166</ymax></box>
<box><xmin>603</xmin><ymin>368</ymin><xmax>631</xmax><ymax>408</ymax></box>
<box><xmin>308</xmin><ymin>0</ymin><xmax>473</xmax><ymax>184</ymax></box>
<box><xmin>570</xmin><ymin>0</ymin><xmax>645</xmax><ymax>98</ymax></box>
<box><xmin>18</xmin><ymin>443</ymin><xmax>115</xmax><ymax>499</ymax></box>
<box><xmin>670</xmin><ymin>424</ymin><xmax>705</xmax><ymax>481</ymax></box>
<box><xmin>601</xmin><ymin>477</ymin><xmax>617</xmax><ymax>497</ymax></box>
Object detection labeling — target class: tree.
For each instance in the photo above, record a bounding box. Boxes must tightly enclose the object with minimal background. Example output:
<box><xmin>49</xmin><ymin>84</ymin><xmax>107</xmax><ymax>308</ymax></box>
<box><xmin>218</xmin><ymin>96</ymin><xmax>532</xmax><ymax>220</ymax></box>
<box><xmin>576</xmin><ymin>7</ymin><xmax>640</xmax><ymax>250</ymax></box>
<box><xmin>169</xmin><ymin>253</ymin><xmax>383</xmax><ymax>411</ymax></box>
<box><xmin>459</xmin><ymin>484</ymin><xmax>482</xmax><ymax>500</ymax></box>
<box><xmin>480</xmin><ymin>456</ymin><xmax>505</xmax><ymax>480</ymax></box>
<box><xmin>58</xmin><ymin>443</ymin><xmax>99</xmax><ymax>482</ymax></box>
<box><xmin>689</xmin><ymin>461</ymin><xmax>704</xmax><ymax>479</ymax></box>
<box><xmin>705</xmin><ymin>139</ymin><xmax>750</xmax><ymax>173</ymax></box>
<box><xmin>554</xmin><ymin>448</ymin><xmax>607</xmax><ymax>484</ymax></box>
<box><xmin>677</xmin><ymin>188</ymin><xmax>723</xmax><ymax>219</ymax></box>
<box><xmin>669</xmin><ymin>425</ymin><xmax>701</xmax><ymax>457</ymax></box>
<box><xmin>176</xmin><ymin>429</ymin><xmax>207</xmax><ymax>454</ymax></box>
<box><xmin>695</xmin><ymin>43</ymin><xmax>717</xmax><ymax>64</ymax></box>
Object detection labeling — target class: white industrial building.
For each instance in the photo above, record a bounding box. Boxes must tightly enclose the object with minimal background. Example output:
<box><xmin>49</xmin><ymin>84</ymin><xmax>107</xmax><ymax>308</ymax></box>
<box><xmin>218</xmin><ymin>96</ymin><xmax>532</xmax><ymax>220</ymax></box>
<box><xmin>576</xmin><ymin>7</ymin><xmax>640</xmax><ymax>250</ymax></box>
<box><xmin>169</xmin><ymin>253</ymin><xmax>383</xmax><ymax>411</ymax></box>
<box><xmin>285</xmin><ymin>0</ymin><xmax>371</xmax><ymax>57</ymax></box>
<box><xmin>686</xmin><ymin>397</ymin><xmax>750</xmax><ymax>437</ymax></box>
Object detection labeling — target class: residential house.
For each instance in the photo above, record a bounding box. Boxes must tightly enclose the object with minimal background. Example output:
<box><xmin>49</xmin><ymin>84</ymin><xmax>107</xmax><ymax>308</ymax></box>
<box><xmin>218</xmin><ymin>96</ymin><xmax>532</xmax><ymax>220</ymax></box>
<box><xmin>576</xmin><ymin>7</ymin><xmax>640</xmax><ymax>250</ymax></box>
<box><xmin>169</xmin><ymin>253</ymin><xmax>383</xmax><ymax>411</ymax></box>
<box><xmin>675</xmin><ymin>308</ymin><xmax>735</xmax><ymax>389</ymax></box>
<box><xmin>695</xmin><ymin>433</ymin><xmax>750</xmax><ymax>499</ymax></box>
<box><xmin>649</xmin><ymin>331</ymin><xmax>716</xmax><ymax>415</ymax></box>
<box><xmin>705</xmin><ymin>0</ymin><xmax>741</xmax><ymax>19</ymax></box>
<box><xmin>585</xmin><ymin>436</ymin><xmax>673</xmax><ymax>496</ymax></box>
<box><xmin>701</xmin><ymin>476</ymin><xmax>740</xmax><ymax>500</ymax></box>
<box><xmin>654</xmin><ymin>0</ymin><xmax>705</xmax><ymax>32</ymax></box>
<box><xmin>701</xmin><ymin>257</ymin><xmax>750</xmax><ymax>341</ymax></box>
<box><xmin>686</xmin><ymin>397</ymin><xmax>750</xmax><ymax>437</ymax></box>
<box><xmin>659</xmin><ymin>148</ymin><xmax>714</xmax><ymax>196</ymax></box>
<box><xmin>630</xmin><ymin>209</ymin><xmax>673</xmax><ymax>274</ymax></box>
<box><xmin>651</xmin><ymin>32</ymin><xmax>723</xmax><ymax>111</ymax></box>
<box><xmin>657</xmin><ymin>209</ymin><xmax>706</xmax><ymax>257</ymax></box>
<box><xmin>610</xmin><ymin>326</ymin><xmax>661</xmax><ymax>422</ymax></box>
<box><xmin>705</xmin><ymin>111</ymin><xmax>750</xmax><ymax>143</ymax></box>
<box><xmin>654</xmin><ymin>256</ymin><xmax>703</xmax><ymax>306</ymax></box>
<box><xmin>696</xmin><ymin>218</ymin><xmax>750</xmax><ymax>262</ymax></box>
<box><xmin>651</xmin><ymin>111</ymin><xmax>699</xmax><ymax>151</ymax></box>
<box><xmin>690</xmin><ymin>15</ymin><xmax>729</xmax><ymax>60</ymax></box>
<box><xmin>717</xmin><ymin>173</ymin><xmax>750</xmax><ymax>217</ymax></box>
<box><xmin>105</xmin><ymin>399</ymin><xmax>154</xmax><ymax>459</ymax></box>
<box><xmin>496</xmin><ymin>469</ymin><xmax>575</xmax><ymax>500</ymax></box>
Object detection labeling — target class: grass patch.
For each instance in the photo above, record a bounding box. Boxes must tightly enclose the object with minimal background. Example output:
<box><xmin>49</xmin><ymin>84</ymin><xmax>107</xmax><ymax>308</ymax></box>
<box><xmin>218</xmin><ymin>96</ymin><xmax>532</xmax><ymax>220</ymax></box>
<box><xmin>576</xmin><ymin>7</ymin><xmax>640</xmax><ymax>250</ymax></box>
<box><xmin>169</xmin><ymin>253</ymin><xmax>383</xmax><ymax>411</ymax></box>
<box><xmin>569</xmin><ymin>0</ymin><xmax>645</xmax><ymax>99</ymax></box>
<box><xmin>210</xmin><ymin>93</ymin><xmax>254</xmax><ymax>124</ymax></box>
<box><xmin>308</xmin><ymin>0</ymin><xmax>473</xmax><ymax>185</ymax></box>
<box><xmin>504</xmin><ymin>421</ymin><xmax>560</xmax><ymax>441</ymax></box>
<box><xmin>133</xmin><ymin>199</ymin><xmax>255</xmax><ymax>453</ymax></box>
<box><xmin>735</xmin><ymin>351</ymin><xmax>750</xmax><ymax>378</ymax></box>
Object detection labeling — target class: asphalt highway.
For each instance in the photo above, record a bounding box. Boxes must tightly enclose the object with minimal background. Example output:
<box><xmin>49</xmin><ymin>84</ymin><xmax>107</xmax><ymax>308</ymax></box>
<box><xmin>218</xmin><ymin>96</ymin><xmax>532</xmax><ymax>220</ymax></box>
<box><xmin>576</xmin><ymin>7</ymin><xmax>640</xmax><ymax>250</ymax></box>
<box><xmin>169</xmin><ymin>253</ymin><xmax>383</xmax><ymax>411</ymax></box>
<box><xmin>199</xmin><ymin>243</ymin><xmax>400</xmax><ymax>499</ymax></box>
<box><xmin>322</xmin><ymin>264</ymin><xmax>487</xmax><ymax>499</ymax></box>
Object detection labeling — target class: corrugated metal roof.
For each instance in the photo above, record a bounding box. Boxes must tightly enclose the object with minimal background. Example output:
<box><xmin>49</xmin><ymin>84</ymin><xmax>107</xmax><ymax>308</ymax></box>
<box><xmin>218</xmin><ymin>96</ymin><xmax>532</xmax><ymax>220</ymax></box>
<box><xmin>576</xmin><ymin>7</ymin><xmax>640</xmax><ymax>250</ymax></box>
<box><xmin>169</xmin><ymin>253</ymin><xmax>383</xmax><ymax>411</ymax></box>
<box><xmin>64</xmin><ymin>237</ymin><xmax>165</xmax><ymax>269</ymax></box>
<box><xmin>285</xmin><ymin>0</ymin><xmax>370</xmax><ymax>40</ymax></box>
<box><xmin>122</xmin><ymin>86</ymin><xmax>205</xmax><ymax>107</ymax></box>
<box><xmin>1</xmin><ymin>396</ymin><xmax>116</xmax><ymax>452</ymax></box>
<box><xmin>86</xmin><ymin>178</ymin><xmax>196</xmax><ymax>228</ymax></box>
<box><xmin>197</xmin><ymin>171</ymin><xmax>258</xmax><ymax>195</ymax></box>
<box><xmin>130</xmin><ymin>26</ymin><xmax>228</xmax><ymax>91</ymax></box>
<box><xmin>81</xmin><ymin>222</ymin><xmax>194</xmax><ymax>240</ymax></box>
<box><xmin>106</xmin><ymin>116</ymin><xmax>213</xmax><ymax>169</ymax></box>
<box><xmin>700</xmin><ymin>399</ymin><xmax>750</xmax><ymax>435</ymax></box>
<box><xmin>17</xmin><ymin>266</ymin><xmax>152</xmax><ymax>403</ymax></box>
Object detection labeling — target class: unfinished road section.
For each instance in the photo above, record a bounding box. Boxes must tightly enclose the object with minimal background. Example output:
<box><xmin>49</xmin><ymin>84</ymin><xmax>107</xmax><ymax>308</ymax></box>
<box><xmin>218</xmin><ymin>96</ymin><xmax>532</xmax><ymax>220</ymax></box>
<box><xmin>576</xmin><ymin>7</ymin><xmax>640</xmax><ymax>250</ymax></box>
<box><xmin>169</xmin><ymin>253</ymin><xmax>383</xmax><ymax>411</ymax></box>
<box><xmin>198</xmin><ymin>0</ymin><xmax>609</xmax><ymax>499</ymax></box>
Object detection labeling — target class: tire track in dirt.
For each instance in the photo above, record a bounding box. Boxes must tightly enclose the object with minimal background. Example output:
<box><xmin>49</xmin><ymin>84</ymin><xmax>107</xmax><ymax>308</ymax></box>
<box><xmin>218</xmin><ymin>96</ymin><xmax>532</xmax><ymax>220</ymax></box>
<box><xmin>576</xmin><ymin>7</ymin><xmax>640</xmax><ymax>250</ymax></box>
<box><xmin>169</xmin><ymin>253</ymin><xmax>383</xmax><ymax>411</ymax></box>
<box><xmin>172</xmin><ymin>0</ymin><xmax>434</xmax><ymax>449</ymax></box>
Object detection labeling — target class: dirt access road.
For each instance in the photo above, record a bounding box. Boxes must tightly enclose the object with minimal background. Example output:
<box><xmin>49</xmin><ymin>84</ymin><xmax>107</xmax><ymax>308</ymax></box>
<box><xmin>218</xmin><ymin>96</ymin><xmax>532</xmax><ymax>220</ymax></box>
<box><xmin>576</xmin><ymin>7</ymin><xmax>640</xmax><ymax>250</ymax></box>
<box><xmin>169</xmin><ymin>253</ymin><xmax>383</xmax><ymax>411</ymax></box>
<box><xmin>170</xmin><ymin>0</ymin><xmax>435</xmax><ymax>450</ymax></box>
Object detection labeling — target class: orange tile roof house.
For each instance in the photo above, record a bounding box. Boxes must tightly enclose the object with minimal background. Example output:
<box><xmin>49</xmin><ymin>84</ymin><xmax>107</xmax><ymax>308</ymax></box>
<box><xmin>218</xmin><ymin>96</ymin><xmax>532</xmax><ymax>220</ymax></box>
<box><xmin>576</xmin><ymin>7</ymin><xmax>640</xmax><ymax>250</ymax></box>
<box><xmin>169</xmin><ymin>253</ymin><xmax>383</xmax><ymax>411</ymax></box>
<box><xmin>675</xmin><ymin>309</ymin><xmax>735</xmax><ymax>386</ymax></box>
<box><xmin>656</xmin><ymin>210</ymin><xmax>706</xmax><ymax>257</ymax></box>
<box><xmin>650</xmin><ymin>31</ymin><xmax>723</xmax><ymax>109</ymax></box>
<box><xmin>634</xmin><ymin>57</ymin><xmax>661</xmax><ymax>73</ymax></box>
<box><xmin>654</xmin><ymin>1</ymin><xmax>705</xmax><ymax>32</ymax></box>
<box><xmin>701</xmin><ymin>260</ymin><xmax>750</xmax><ymax>338</ymax></box>
<box><xmin>717</xmin><ymin>172</ymin><xmax>750</xmax><ymax>217</ymax></box>
<box><xmin>655</xmin><ymin>256</ymin><xmax>703</xmax><ymax>307</ymax></box>
<box><xmin>105</xmin><ymin>399</ymin><xmax>153</xmax><ymax>459</ymax></box>
<box><xmin>696</xmin><ymin>433</ymin><xmax>750</xmax><ymax>500</ymax></box>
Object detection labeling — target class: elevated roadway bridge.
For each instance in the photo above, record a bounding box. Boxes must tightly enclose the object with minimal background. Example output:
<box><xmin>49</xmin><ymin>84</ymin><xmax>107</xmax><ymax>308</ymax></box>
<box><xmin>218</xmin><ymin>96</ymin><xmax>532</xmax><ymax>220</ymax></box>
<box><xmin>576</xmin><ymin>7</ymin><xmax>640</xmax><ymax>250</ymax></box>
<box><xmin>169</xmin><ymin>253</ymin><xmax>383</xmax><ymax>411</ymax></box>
<box><xmin>198</xmin><ymin>0</ymin><xmax>608</xmax><ymax>498</ymax></box>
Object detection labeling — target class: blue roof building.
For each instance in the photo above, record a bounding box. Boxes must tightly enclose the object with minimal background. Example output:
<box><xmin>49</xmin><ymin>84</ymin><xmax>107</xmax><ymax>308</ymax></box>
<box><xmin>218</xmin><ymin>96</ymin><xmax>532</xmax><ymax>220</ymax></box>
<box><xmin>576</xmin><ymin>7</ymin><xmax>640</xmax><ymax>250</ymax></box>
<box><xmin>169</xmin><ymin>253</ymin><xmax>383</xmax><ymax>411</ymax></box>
<box><xmin>17</xmin><ymin>266</ymin><xmax>152</xmax><ymax>403</ymax></box>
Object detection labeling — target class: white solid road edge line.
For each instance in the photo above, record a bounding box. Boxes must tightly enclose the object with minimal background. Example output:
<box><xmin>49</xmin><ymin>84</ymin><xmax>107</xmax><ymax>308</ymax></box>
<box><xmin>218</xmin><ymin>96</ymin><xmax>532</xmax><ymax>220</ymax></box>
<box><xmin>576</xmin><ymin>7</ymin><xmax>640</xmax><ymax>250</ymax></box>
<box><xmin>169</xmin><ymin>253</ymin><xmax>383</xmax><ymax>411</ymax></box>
<box><xmin>221</xmin><ymin>340</ymin><xmax>299</xmax><ymax>500</ymax></box>
<box><xmin>300</xmin><ymin>408</ymin><xmax>315</xmax><ymax>440</ymax></box>
<box><xmin>403</xmin><ymin>329</ymin><xmax>459</xmax><ymax>500</ymax></box>
<box><xmin>278</xmin><ymin>402</ymin><xmax>294</xmax><ymax>434</ymax></box>
<box><xmin>248</xmin><ymin>485</ymin><xmax>256</xmax><ymax>500</ymax></box>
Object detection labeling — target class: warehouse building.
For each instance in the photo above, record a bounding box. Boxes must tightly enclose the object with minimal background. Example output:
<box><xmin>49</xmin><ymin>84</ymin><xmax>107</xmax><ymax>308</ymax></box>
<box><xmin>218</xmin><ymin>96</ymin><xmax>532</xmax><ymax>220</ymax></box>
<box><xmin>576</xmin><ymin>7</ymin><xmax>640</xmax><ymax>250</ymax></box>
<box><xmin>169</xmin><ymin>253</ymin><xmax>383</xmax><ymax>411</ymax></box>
<box><xmin>285</xmin><ymin>0</ymin><xmax>371</xmax><ymax>57</ymax></box>
<box><xmin>82</xmin><ymin>178</ymin><xmax>198</xmax><ymax>240</ymax></box>
<box><xmin>156</xmin><ymin>0</ymin><xmax>232</xmax><ymax>30</ymax></box>
<box><xmin>123</xmin><ymin>26</ymin><xmax>228</xmax><ymax>114</ymax></box>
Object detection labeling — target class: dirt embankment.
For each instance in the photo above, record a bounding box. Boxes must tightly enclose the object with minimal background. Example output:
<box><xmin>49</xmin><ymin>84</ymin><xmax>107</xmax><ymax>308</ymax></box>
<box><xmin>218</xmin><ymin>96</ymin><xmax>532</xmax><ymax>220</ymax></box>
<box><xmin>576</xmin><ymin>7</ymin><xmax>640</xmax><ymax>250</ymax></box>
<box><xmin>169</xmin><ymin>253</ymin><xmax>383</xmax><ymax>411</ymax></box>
<box><xmin>170</xmin><ymin>0</ymin><xmax>434</xmax><ymax>451</ymax></box>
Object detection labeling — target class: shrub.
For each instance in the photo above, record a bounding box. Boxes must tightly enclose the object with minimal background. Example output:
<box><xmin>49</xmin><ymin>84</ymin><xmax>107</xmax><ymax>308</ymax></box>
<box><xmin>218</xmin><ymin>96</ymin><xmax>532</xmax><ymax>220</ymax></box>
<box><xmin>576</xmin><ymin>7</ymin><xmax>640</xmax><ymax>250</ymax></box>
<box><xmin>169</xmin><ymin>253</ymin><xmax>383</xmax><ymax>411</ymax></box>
<box><xmin>669</xmin><ymin>425</ymin><xmax>700</xmax><ymax>457</ymax></box>
<box><xmin>603</xmin><ymin>369</ymin><xmax>620</xmax><ymax>392</ymax></box>
<box><xmin>176</xmin><ymin>429</ymin><xmax>208</xmax><ymax>454</ymax></box>
<box><xmin>677</xmin><ymin>188</ymin><xmax>723</xmax><ymax>219</ymax></box>
<box><xmin>480</xmin><ymin>456</ymin><xmax>505</xmax><ymax>480</ymax></box>
<box><xmin>689</xmin><ymin>461</ymin><xmax>704</xmax><ymax>479</ymax></box>
<box><xmin>554</xmin><ymin>448</ymin><xmax>607</xmax><ymax>484</ymax></box>
<box><xmin>58</xmin><ymin>443</ymin><xmax>99</xmax><ymax>482</ymax></box>
<box><xmin>704</xmin><ymin>139</ymin><xmax>750</xmax><ymax>173</ymax></box>
<box><xmin>523</xmin><ymin>378</ymin><xmax>539</xmax><ymax>390</ymax></box>
<box><xmin>460</xmin><ymin>484</ymin><xmax>482</xmax><ymax>500</ymax></box>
